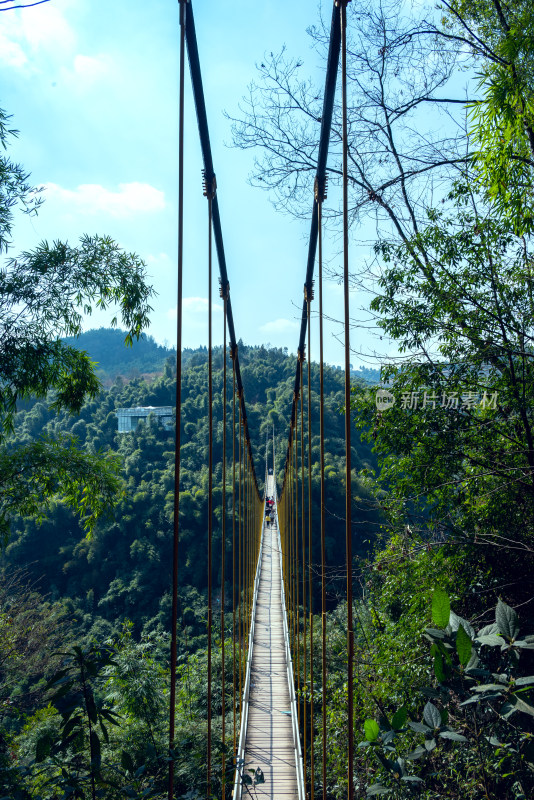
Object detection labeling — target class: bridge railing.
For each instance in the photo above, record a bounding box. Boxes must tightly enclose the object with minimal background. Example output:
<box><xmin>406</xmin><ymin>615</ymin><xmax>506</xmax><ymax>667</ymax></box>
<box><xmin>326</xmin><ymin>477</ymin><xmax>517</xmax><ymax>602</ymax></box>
<box><xmin>232</xmin><ymin>509</ymin><xmax>264</xmax><ymax>799</ymax></box>
<box><xmin>233</xmin><ymin>479</ymin><xmax>305</xmax><ymax>800</ymax></box>
<box><xmin>274</xmin><ymin>496</ymin><xmax>306</xmax><ymax>800</ymax></box>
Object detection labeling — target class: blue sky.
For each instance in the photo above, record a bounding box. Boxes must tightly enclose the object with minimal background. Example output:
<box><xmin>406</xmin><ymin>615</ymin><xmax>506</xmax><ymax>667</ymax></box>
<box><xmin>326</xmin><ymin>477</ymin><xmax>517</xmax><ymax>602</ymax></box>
<box><xmin>2</xmin><ymin>0</ymin><xmax>379</xmax><ymax>369</ymax></box>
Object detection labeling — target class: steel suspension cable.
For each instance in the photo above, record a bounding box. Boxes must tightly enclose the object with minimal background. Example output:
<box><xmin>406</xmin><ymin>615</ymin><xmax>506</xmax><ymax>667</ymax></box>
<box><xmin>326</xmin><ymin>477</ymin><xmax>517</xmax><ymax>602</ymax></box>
<box><xmin>288</xmin><ymin>444</ymin><xmax>292</xmax><ymax>638</ymax></box>
<box><xmin>290</xmin><ymin>437</ymin><xmax>294</xmax><ymax>656</ymax></box>
<box><xmin>291</xmin><ymin>432</ymin><xmax>298</xmax><ymax>664</ymax></box>
<box><xmin>243</xmin><ymin>453</ymin><xmax>247</xmax><ymax>659</ymax></box>
<box><xmin>306</xmin><ymin>283</ymin><xmax>315</xmax><ymax>800</ymax></box>
<box><xmin>232</xmin><ymin>351</ymin><xmax>237</xmax><ymax>758</ymax></box>
<box><xmin>168</xmin><ymin>2</ymin><xmax>186</xmax><ymax>797</ymax></box>
<box><xmin>279</xmin><ymin>0</ymin><xmax>341</xmax><ymax>487</ymax></box>
<box><xmin>272</xmin><ymin>427</ymin><xmax>275</xmax><ymax>492</ymax></box>
<box><xmin>203</xmin><ymin>169</ymin><xmax>216</xmax><ymax>800</ymax></box>
<box><xmin>300</xmin><ymin>356</ymin><xmax>306</xmax><ymax>776</ymax></box>
<box><xmin>339</xmin><ymin>2</ymin><xmax>354</xmax><ymax>797</ymax></box>
<box><xmin>183</xmin><ymin>0</ymin><xmax>259</xmax><ymax>496</ymax></box>
<box><xmin>238</xmin><ymin>398</ymin><xmax>243</xmax><ymax>717</ymax></box>
<box><xmin>249</xmin><ymin>459</ymin><xmax>252</xmax><ymax>630</ymax></box>
<box><xmin>243</xmin><ymin>452</ymin><xmax>250</xmax><ymax>636</ymax></box>
<box><xmin>246</xmin><ymin>453</ymin><xmax>250</xmax><ymax>655</ymax></box>
<box><xmin>220</xmin><ymin>281</ymin><xmax>228</xmax><ymax>796</ymax></box>
<box><xmin>294</xmin><ymin>402</ymin><xmax>300</xmax><ymax>726</ymax></box>
<box><xmin>318</xmin><ymin>175</ymin><xmax>327</xmax><ymax>800</ymax></box>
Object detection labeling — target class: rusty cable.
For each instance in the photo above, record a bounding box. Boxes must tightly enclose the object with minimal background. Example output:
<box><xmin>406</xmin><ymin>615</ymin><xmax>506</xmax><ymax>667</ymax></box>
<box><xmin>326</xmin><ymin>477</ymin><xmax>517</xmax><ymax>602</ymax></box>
<box><xmin>238</xmin><ymin>398</ymin><xmax>243</xmax><ymax>716</ymax></box>
<box><xmin>300</xmin><ymin>355</ymin><xmax>307</xmax><ymax>775</ymax></box>
<box><xmin>232</xmin><ymin>351</ymin><xmax>237</xmax><ymax>760</ymax></box>
<box><xmin>318</xmin><ymin>173</ymin><xmax>327</xmax><ymax>800</ymax></box>
<box><xmin>168</xmin><ymin>2</ymin><xmax>186</xmax><ymax>797</ymax></box>
<box><xmin>202</xmin><ymin>168</ymin><xmax>217</xmax><ymax>800</ymax></box>
<box><xmin>295</xmin><ymin>398</ymin><xmax>300</xmax><ymax>726</ymax></box>
<box><xmin>306</xmin><ymin>282</ymin><xmax>315</xmax><ymax>800</ymax></box>
<box><xmin>220</xmin><ymin>282</ymin><xmax>228</xmax><ymax>795</ymax></box>
<box><xmin>339</xmin><ymin>2</ymin><xmax>354</xmax><ymax>796</ymax></box>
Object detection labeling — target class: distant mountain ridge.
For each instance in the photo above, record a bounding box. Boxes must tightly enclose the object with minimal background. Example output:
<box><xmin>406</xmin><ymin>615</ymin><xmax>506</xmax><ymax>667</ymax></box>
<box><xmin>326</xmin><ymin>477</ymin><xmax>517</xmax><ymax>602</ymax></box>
<box><xmin>64</xmin><ymin>328</ymin><xmax>176</xmax><ymax>386</ymax></box>
<box><xmin>351</xmin><ymin>365</ymin><xmax>381</xmax><ymax>384</ymax></box>
<box><xmin>66</xmin><ymin>328</ymin><xmax>382</xmax><ymax>386</ymax></box>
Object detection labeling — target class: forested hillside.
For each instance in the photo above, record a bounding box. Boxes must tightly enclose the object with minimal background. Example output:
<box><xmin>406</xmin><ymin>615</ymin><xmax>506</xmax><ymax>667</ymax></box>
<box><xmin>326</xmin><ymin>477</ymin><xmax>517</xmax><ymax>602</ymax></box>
<box><xmin>2</xmin><ymin>333</ymin><xmax>379</xmax><ymax>639</ymax></box>
<box><xmin>64</xmin><ymin>328</ymin><xmax>182</xmax><ymax>387</ymax></box>
<box><xmin>0</xmin><ymin>333</ymin><xmax>382</xmax><ymax>799</ymax></box>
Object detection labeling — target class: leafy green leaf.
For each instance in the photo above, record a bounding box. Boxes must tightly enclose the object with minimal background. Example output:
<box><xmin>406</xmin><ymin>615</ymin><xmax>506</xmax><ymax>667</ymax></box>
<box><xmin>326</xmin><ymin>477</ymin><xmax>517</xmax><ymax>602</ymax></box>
<box><xmin>99</xmin><ymin>708</ymin><xmax>122</xmax><ymax>726</ymax></box>
<box><xmin>85</xmin><ymin>691</ymin><xmax>98</xmax><ymax>724</ymax></box>
<box><xmin>449</xmin><ymin>612</ymin><xmax>475</xmax><ymax>639</ymax></box>
<box><xmin>460</xmin><ymin>695</ymin><xmax>480</xmax><ymax>706</ymax></box>
<box><xmin>367</xmin><ymin>784</ymin><xmax>391</xmax><ymax>796</ymax></box>
<box><xmin>456</xmin><ymin>623</ymin><xmax>472</xmax><ymax>666</ymax></box>
<box><xmin>465</xmin><ymin>652</ymin><xmax>481</xmax><ymax>672</ymax></box>
<box><xmin>99</xmin><ymin>718</ymin><xmax>109</xmax><ymax>744</ymax></box>
<box><xmin>424</xmin><ymin>627</ymin><xmax>446</xmax><ymax>639</ymax></box>
<box><xmin>432</xmin><ymin>589</ymin><xmax>450</xmax><ymax>628</ymax></box>
<box><xmin>500</xmin><ymin>701</ymin><xmax>518</xmax><ymax>718</ymax></box>
<box><xmin>476</xmin><ymin>634</ymin><xmax>503</xmax><ymax>647</ymax></box>
<box><xmin>405</xmin><ymin>746</ymin><xmax>426</xmax><ymax>760</ymax></box>
<box><xmin>61</xmin><ymin>715</ymin><xmax>82</xmax><ymax>742</ymax></box>
<box><xmin>477</xmin><ymin>623</ymin><xmax>498</xmax><ymax>637</ymax></box>
<box><xmin>121</xmin><ymin>750</ymin><xmax>135</xmax><ymax>773</ymax></box>
<box><xmin>393</xmin><ymin>757</ymin><xmax>406</xmax><ymax>777</ymax></box>
<box><xmin>496</xmin><ymin>599</ymin><xmax>520</xmax><ymax>640</ymax></box>
<box><xmin>431</xmin><ymin>644</ymin><xmax>446</xmax><ymax>682</ymax></box>
<box><xmin>473</xmin><ymin>683</ymin><xmax>507</xmax><ymax>693</ymax></box>
<box><xmin>423</xmin><ymin>701</ymin><xmax>442</xmax><ymax>729</ymax></box>
<box><xmin>408</xmin><ymin>721</ymin><xmax>431</xmax><ymax>733</ymax></box>
<box><xmin>364</xmin><ymin>719</ymin><xmax>380</xmax><ymax>742</ymax></box>
<box><xmin>391</xmin><ymin>706</ymin><xmax>407</xmax><ymax>730</ymax></box>
<box><xmin>509</xmin><ymin>694</ymin><xmax>534</xmax><ymax>717</ymax></box>
<box><xmin>439</xmin><ymin>730</ymin><xmax>468</xmax><ymax>742</ymax></box>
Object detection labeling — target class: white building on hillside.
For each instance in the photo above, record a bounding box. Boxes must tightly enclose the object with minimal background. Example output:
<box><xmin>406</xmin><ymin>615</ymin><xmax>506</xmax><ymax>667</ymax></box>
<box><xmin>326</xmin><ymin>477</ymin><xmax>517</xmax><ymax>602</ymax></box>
<box><xmin>116</xmin><ymin>406</ymin><xmax>174</xmax><ymax>433</ymax></box>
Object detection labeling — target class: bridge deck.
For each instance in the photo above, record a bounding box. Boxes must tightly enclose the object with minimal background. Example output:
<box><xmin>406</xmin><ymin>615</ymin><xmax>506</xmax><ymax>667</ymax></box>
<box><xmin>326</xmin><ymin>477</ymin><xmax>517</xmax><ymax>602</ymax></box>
<box><xmin>241</xmin><ymin>489</ymin><xmax>299</xmax><ymax>797</ymax></box>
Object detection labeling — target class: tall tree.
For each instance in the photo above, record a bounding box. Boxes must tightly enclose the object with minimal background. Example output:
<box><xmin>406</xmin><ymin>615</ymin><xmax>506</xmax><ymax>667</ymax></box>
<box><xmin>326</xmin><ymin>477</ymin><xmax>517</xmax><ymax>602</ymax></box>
<box><xmin>0</xmin><ymin>109</ymin><xmax>155</xmax><ymax>540</ymax></box>
<box><xmin>229</xmin><ymin>0</ymin><xmax>534</xmax><ymax>246</ymax></box>
<box><xmin>230</xmin><ymin>0</ymin><xmax>534</xmax><ymax>580</ymax></box>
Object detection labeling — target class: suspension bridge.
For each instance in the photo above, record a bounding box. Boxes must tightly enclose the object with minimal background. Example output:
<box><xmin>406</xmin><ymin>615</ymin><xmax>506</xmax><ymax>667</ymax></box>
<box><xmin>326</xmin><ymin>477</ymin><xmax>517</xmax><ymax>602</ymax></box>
<box><xmin>169</xmin><ymin>2</ymin><xmax>355</xmax><ymax>799</ymax></box>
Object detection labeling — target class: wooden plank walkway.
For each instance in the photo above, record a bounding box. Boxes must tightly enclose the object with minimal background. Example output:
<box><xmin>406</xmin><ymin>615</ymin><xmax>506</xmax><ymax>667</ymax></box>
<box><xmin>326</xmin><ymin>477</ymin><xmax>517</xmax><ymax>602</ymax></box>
<box><xmin>241</xmin><ymin>479</ymin><xmax>300</xmax><ymax>798</ymax></box>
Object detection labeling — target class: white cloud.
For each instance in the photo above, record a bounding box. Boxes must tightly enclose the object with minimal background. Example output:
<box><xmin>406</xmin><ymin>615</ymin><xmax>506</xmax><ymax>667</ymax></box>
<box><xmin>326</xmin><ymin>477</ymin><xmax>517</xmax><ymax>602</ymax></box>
<box><xmin>20</xmin><ymin>1</ymin><xmax>76</xmax><ymax>55</ymax></box>
<box><xmin>167</xmin><ymin>297</ymin><xmax>223</xmax><ymax>318</ymax></box>
<box><xmin>0</xmin><ymin>33</ymin><xmax>28</xmax><ymax>69</ymax></box>
<box><xmin>260</xmin><ymin>318</ymin><xmax>300</xmax><ymax>334</ymax></box>
<box><xmin>0</xmin><ymin>1</ymin><xmax>77</xmax><ymax>72</ymax></box>
<box><xmin>72</xmin><ymin>53</ymin><xmax>110</xmax><ymax>83</ymax></box>
<box><xmin>0</xmin><ymin>3</ymin><xmax>111</xmax><ymax>89</ymax></box>
<box><xmin>146</xmin><ymin>252</ymin><xmax>170</xmax><ymax>265</ymax></box>
<box><xmin>42</xmin><ymin>181</ymin><xmax>166</xmax><ymax>217</ymax></box>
